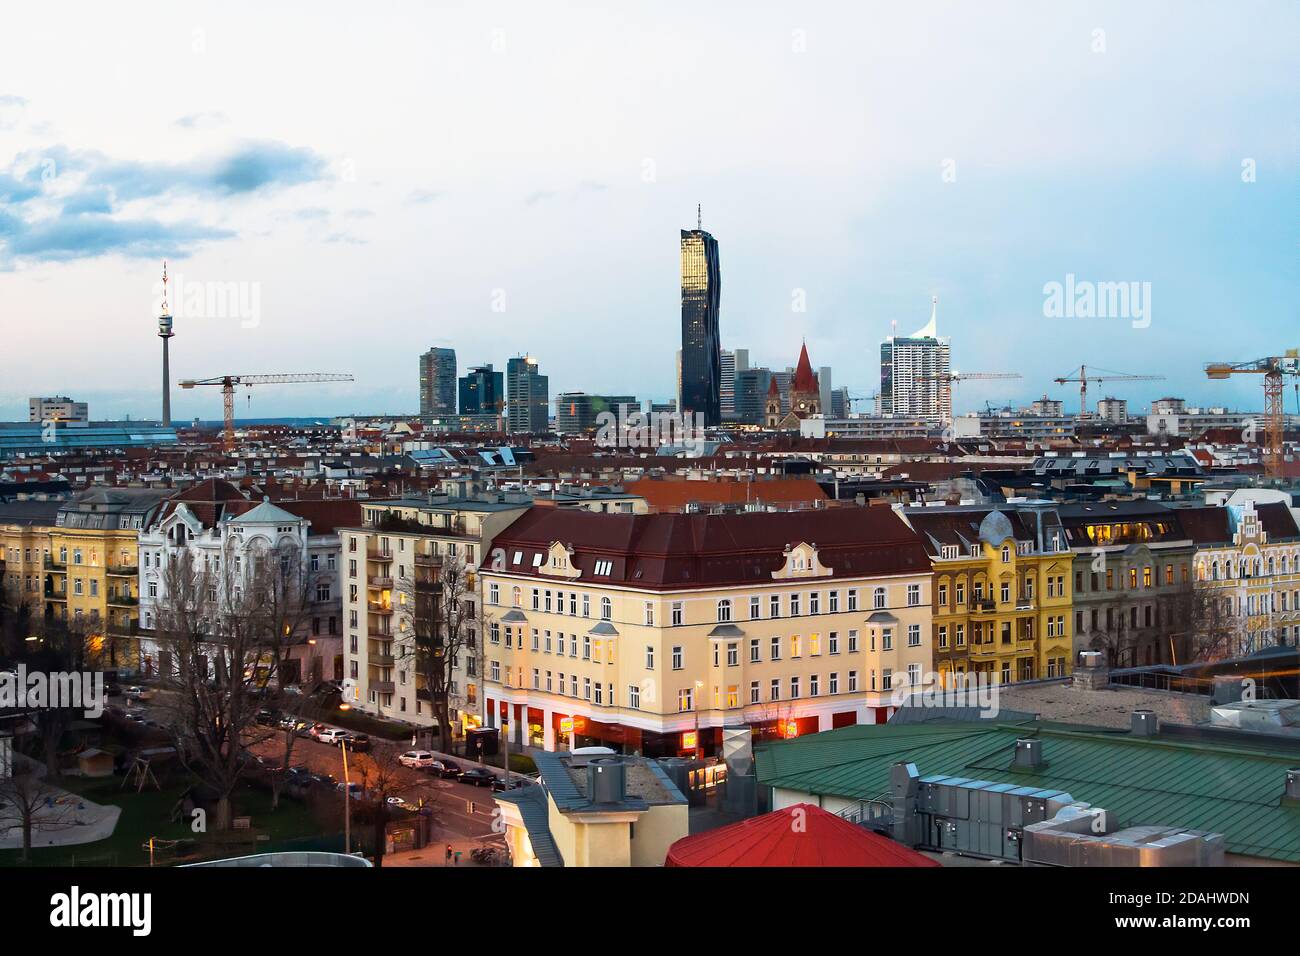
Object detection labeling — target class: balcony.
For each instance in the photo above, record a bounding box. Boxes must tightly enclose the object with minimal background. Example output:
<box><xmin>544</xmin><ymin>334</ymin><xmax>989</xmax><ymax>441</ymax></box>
<box><xmin>106</xmin><ymin>565</ymin><xmax>137</xmax><ymax>577</ymax></box>
<box><xmin>367</xmin><ymin>603</ymin><xmax>393</xmax><ymax>616</ymax></box>
<box><xmin>367</xmin><ymin>549</ymin><xmax>393</xmax><ymax>563</ymax></box>
<box><xmin>414</xmin><ymin>553</ymin><xmax>440</xmax><ymax>567</ymax></box>
<box><xmin>108</xmin><ymin>594</ymin><xmax>139</xmax><ymax>607</ymax></box>
<box><xmin>970</xmin><ymin>598</ymin><xmax>997</xmax><ymax>615</ymax></box>
<box><xmin>370</xmin><ymin>654</ymin><xmax>396</xmax><ymax>667</ymax></box>
<box><xmin>44</xmin><ymin>557</ymin><xmax>65</xmax><ymax>571</ymax></box>
<box><xmin>368</xmin><ymin>575</ymin><xmax>394</xmax><ymax>589</ymax></box>
<box><xmin>370</xmin><ymin>680</ymin><xmax>395</xmax><ymax>695</ymax></box>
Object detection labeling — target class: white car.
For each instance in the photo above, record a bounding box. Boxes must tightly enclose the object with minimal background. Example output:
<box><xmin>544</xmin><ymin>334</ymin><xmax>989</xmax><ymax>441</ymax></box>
<box><xmin>398</xmin><ymin>750</ymin><xmax>437</xmax><ymax>769</ymax></box>
<box><xmin>317</xmin><ymin>728</ymin><xmax>350</xmax><ymax>745</ymax></box>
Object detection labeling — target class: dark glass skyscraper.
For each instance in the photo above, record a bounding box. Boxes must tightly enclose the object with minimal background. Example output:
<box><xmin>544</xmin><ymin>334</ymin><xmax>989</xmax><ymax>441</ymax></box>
<box><xmin>459</xmin><ymin>364</ymin><xmax>504</xmax><ymax>415</ymax></box>
<box><xmin>680</xmin><ymin>219</ymin><xmax>721</xmax><ymax>426</ymax></box>
<box><xmin>419</xmin><ymin>347</ymin><xmax>457</xmax><ymax>420</ymax></box>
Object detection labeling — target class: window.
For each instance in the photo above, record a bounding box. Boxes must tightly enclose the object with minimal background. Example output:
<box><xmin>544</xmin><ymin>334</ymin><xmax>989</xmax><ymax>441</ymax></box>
<box><xmin>601</xmin><ymin>597</ymin><xmax>612</xmax><ymax>620</ymax></box>
<box><xmin>828</xmin><ymin>631</ymin><xmax>839</xmax><ymax>654</ymax></box>
<box><xmin>678</xmin><ymin>688</ymin><xmax>693</xmax><ymax>712</ymax></box>
<box><xmin>907</xmin><ymin>584</ymin><xmax>920</xmax><ymax>606</ymax></box>
<box><xmin>645</xmin><ymin>646</ymin><xmax>654</xmax><ymax>670</ymax></box>
<box><xmin>750</xmin><ymin>681</ymin><xmax>760</xmax><ymax>704</ymax></box>
<box><xmin>770</xmin><ymin>636</ymin><xmax>781</xmax><ymax>660</ymax></box>
<box><xmin>908</xmin><ymin>663</ymin><xmax>921</xmax><ymax>686</ymax></box>
<box><xmin>790</xmin><ymin>676</ymin><xmax>800</xmax><ymax>699</ymax></box>
<box><xmin>749</xmin><ymin>636</ymin><xmax>761</xmax><ymax>662</ymax></box>
<box><xmin>629</xmin><ymin>684</ymin><xmax>641</xmax><ymax>709</ymax></box>
<box><xmin>847</xmin><ymin>588</ymin><xmax>859</xmax><ymax>611</ymax></box>
<box><xmin>790</xmin><ymin>593</ymin><xmax>801</xmax><ymax>617</ymax></box>
<box><xmin>717</xmin><ymin>599</ymin><xmax>732</xmax><ymax>622</ymax></box>
<box><xmin>644</xmin><ymin>602</ymin><xmax>655</xmax><ymax>626</ymax></box>
<box><xmin>848</xmin><ymin>670</ymin><xmax>858</xmax><ymax>692</ymax></box>
<box><xmin>847</xmin><ymin>629</ymin><xmax>859</xmax><ymax>652</ymax></box>
<box><xmin>672</xmin><ymin>646</ymin><xmax>683</xmax><ymax>670</ymax></box>
<box><xmin>938</xmin><ymin>625</ymin><xmax>948</xmax><ymax>649</ymax></box>
<box><xmin>770</xmin><ymin>594</ymin><xmax>781</xmax><ymax>618</ymax></box>
<box><xmin>582</xmin><ymin>635</ymin><xmax>591</xmax><ymax>660</ymax></box>
<box><xmin>769</xmin><ymin>679</ymin><xmax>780</xmax><ymax>701</ymax></box>
<box><xmin>594</xmin><ymin>559</ymin><xmax>613</xmax><ymax>575</ymax></box>
<box><xmin>749</xmin><ymin>596</ymin><xmax>760</xmax><ymax>619</ymax></box>
<box><xmin>810</xmin><ymin>674</ymin><xmax>820</xmax><ymax>696</ymax></box>
<box><xmin>829</xmin><ymin>590</ymin><xmax>839</xmax><ymax>613</ymax></box>
<box><xmin>672</xmin><ymin>602</ymin><xmax>684</xmax><ymax>626</ymax></box>
<box><xmin>881</xmin><ymin>628</ymin><xmax>893</xmax><ymax>651</ymax></box>
<box><xmin>727</xmin><ymin>642</ymin><xmax>739</xmax><ymax>666</ymax></box>
<box><xmin>873</xmin><ymin>587</ymin><xmax>887</xmax><ymax>609</ymax></box>
<box><xmin>908</xmin><ymin>624</ymin><xmax>921</xmax><ymax>647</ymax></box>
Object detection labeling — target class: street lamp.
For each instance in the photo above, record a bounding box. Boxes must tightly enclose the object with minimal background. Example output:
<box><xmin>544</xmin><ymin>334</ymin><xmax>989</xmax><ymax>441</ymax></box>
<box><xmin>340</xmin><ymin>737</ymin><xmax>352</xmax><ymax>855</ymax></box>
<box><xmin>693</xmin><ymin>680</ymin><xmax>704</xmax><ymax>760</ymax></box>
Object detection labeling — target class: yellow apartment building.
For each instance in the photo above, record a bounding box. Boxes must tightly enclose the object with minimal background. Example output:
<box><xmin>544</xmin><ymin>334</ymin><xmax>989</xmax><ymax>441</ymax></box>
<box><xmin>900</xmin><ymin>504</ymin><xmax>1073</xmax><ymax>687</ymax></box>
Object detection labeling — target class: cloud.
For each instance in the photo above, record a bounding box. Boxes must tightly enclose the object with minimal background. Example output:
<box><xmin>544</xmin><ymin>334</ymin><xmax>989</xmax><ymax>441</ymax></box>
<box><xmin>3</xmin><ymin>213</ymin><xmax>232</xmax><ymax>263</ymax></box>
<box><xmin>0</xmin><ymin>94</ymin><xmax>26</xmax><ymax>129</ymax></box>
<box><xmin>407</xmin><ymin>188</ymin><xmax>442</xmax><ymax>204</ymax></box>
<box><xmin>0</xmin><ymin>139</ymin><xmax>328</xmax><ymax>265</ymax></box>
<box><xmin>174</xmin><ymin>110</ymin><xmax>228</xmax><ymax>130</ymax></box>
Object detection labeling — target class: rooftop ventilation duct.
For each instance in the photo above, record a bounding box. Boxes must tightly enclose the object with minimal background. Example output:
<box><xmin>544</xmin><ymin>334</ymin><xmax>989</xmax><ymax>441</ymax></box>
<box><xmin>1130</xmin><ymin>710</ymin><xmax>1159</xmax><ymax>737</ymax></box>
<box><xmin>1013</xmin><ymin>738</ymin><xmax>1043</xmax><ymax>769</ymax></box>
<box><xmin>587</xmin><ymin>757</ymin><xmax>627</xmax><ymax>805</ymax></box>
<box><xmin>1286</xmin><ymin>768</ymin><xmax>1300</xmax><ymax>802</ymax></box>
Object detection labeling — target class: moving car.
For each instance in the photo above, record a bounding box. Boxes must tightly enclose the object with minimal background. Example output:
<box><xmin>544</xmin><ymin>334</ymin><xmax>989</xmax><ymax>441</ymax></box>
<box><xmin>317</xmin><ymin>728</ymin><xmax>350</xmax><ymax>745</ymax></box>
<box><xmin>429</xmin><ymin>759</ymin><xmax>461</xmax><ymax>778</ymax></box>
<box><xmin>342</xmin><ymin>733</ymin><xmax>370</xmax><ymax>752</ymax></box>
<box><xmin>398</xmin><ymin>750</ymin><xmax>437</xmax><ymax>769</ymax></box>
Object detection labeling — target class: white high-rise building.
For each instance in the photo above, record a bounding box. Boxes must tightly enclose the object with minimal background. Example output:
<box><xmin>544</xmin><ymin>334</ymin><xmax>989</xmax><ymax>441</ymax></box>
<box><xmin>720</xmin><ymin>348</ymin><xmax>749</xmax><ymax>419</ymax></box>
<box><xmin>879</xmin><ymin>297</ymin><xmax>951</xmax><ymax>424</ymax></box>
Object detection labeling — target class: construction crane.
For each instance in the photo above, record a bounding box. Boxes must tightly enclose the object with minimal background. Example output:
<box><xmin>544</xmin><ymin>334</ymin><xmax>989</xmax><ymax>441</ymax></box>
<box><xmin>179</xmin><ymin>373</ymin><xmax>354</xmax><ymax>451</ymax></box>
<box><xmin>1205</xmin><ymin>350</ymin><xmax>1300</xmax><ymax>479</ymax></box>
<box><xmin>1053</xmin><ymin>365</ymin><xmax>1164</xmax><ymax>417</ymax></box>
<box><xmin>918</xmin><ymin>371</ymin><xmax>1022</xmax><ymax>425</ymax></box>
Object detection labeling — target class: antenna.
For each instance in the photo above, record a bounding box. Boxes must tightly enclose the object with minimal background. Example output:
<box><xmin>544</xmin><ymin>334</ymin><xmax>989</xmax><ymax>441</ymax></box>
<box><xmin>697</xmin><ymin>204</ymin><xmax>702</xmax><ymax>230</ymax></box>
<box><xmin>161</xmin><ymin>261</ymin><xmax>169</xmax><ymax>314</ymax></box>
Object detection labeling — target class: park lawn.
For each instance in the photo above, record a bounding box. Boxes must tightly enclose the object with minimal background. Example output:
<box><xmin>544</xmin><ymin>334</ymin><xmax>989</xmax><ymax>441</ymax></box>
<box><xmin>0</xmin><ymin>774</ymin><xmax>330</xmax><ymax>867</ymax></box>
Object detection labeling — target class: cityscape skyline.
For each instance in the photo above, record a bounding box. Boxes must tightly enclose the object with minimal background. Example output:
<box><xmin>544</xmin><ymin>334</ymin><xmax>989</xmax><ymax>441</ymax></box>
<box><xmin>1</xmin><ymin>2</ymin><xmax>1296</xmax><ymax>422</ymax></box>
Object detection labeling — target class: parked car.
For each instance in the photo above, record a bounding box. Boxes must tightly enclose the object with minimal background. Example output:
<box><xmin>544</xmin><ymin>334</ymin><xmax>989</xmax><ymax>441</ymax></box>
<box><xmin>429</xmin><ymin>759</ymin><xmax>461</xmax><ymax>778</ymax></box>
<box><xmin>460</xmin><ymin>767</ymin><xmax>497</xmax><ymax>788</ymax></box>
<box><xmin>342</xmin><ymin>733</ymin><xmax>370</xmax><ymax>752</ymax></box>
<box><xmin>336</xmin><ymin>781</ymin><xmax>366</xmax><ymax>800</ymax></box>
<box><xmin>255</xmin><ymin>709</ymin><xmax>278</xmax><ymax>726</ymax></box>
<box><xmin>317</xmin><ymin>728</ymin><xmax>350</xmax><ymax>745</ymax></box>
<box><xmin>307</xmin><ymin>723</ymin><xmax>329</xmax><ymax>740</ymax></box>
<box><xmin>278</xmin><ymin>715</ymin><xmax>298</xmax><ymax>731</ymax></box>
<box><xmin>398</xmin><ymin>750</ymin><xmax>437</xmax><ymax>769</ymax></box>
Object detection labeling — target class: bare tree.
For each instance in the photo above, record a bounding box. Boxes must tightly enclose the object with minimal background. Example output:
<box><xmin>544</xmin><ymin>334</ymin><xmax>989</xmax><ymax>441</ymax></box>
<box><xmin>346</xmin><ymin>745</ymin><xmax>420</xmax><ymax>868</ymax></box>
<box><xmin>0</xmin><ymin>759</ymin><xmax>78</xmax><ymax>862</ymax></box>
<box><xmin>148</xmin><ymin>538</ymin><xmax>317</xmax><ymax>832</ymax></box>
<box><xmin>396</xmin><ymin>553</ymin><xmax>476</xmax><ymax>754</ymax></box>
<box><xmin>23</xmin><ymin>615</ymin><xmax>91</xmax><ymax>782</ymax></box>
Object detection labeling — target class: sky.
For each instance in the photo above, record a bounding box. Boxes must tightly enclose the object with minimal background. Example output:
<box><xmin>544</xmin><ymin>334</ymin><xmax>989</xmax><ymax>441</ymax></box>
<box><xmin>0</xmin><ymin>1</ymin><xmax>1296</xmax><ymax>422</ymax></box>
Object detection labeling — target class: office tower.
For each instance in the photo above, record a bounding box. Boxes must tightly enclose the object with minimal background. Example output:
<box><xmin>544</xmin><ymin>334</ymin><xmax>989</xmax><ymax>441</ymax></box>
<box><xmin>680</xmin><ymin>210</ymin><xmax>722</xmax><ymax>426</ymax></box>
<box><xmin>720</xmin><ymin>348</ymin><xmax>749</xmax><ymax>421</ymax></box>
<box><xmin>419</xmin><ymin>347</ymin><xmax>458</xmax><ymax>420</ymax></box>
<box><xmin>879</xmin><ymin>296</ymin><xmax>952</xmax><ymax>423</ymax></box>
<box><xmin>733</xmin><ymin>367</ymin><xmax>773</xmax><ymax>426</ymax></box>
<box><xmin>818</xmin><ymin>365</ymin><xmax>832</xmax><ymax>417</ymax></box>
<box><xmin>507</xmin><ymin>355</ymin><xmax>549</xmax><ymax>434</ymax></box>
<box><xmin>555</xmin><ymin>393</ymin><xmax>639</xmax><ymax>435</ymax></box>
<box><xmin>459</xmin><ymin>364</ymin><xmax>504</xmax><ymax>416</ymax></box>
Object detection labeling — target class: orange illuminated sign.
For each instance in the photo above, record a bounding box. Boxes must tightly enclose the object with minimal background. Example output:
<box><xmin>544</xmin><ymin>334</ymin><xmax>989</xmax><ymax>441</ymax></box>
<box><xmin>784</xmin><ymin>721</ymin><xmax>799</xmax><ymax>739</ymax></box>
<box><xmin>681</xmin><ymin>731</ymin><xmax>698</xmax><ymax>750</ymax></box>
<box><xmin>559</xmin><ymin>718</ymin><xmax>574</xmax><ymax>735</ymax></box>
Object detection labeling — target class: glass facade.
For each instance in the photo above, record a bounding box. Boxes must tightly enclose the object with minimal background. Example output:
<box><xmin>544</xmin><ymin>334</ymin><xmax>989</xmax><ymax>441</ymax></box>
<box><xmin>419</xmin><ymin>347</ymin><xmax>457</xmax><ymax>420</ymax></box>
<box><xmin>680</xmin><ymin>228</ymin><xmax>721</xmax><ymax>426</ymax></box>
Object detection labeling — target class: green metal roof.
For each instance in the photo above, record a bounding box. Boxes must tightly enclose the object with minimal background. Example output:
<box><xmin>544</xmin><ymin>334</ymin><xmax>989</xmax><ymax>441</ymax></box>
<box><xmin>755</xmin><ymin>721</ymin><xmax>1300</xmax><ymax>862</ymax></box>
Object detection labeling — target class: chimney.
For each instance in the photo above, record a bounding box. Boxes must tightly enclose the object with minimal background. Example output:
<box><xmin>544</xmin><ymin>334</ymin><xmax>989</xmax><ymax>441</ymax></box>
<box><xmin>1130</xmin><ymin>710</ymin><xmax>1159</xmax><ymax>737</ymax></box>
<box><xmin>587</xmin><ymin>758</ymin><xmax>627</xmax><ymax>804</ymax></box>
<box><xmin>1013</xmin><ymin>737</ymin><xmax>1043</xmax><ymax>769</ymax></box>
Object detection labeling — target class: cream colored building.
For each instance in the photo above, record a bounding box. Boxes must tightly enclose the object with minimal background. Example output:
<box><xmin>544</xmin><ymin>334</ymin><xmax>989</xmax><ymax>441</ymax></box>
<box><xmin>480</xmin><ymin>505</ymin><xmax>935</xmax><ymax>758</ymax></box>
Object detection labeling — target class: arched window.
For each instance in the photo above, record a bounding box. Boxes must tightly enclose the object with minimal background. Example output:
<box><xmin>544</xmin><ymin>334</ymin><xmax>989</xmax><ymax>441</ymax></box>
<box><xmin>717</xmin><ymin>599</ymin><xmax>732</xmax><ymax>623</ymax></box>
<box><xmin>873</xmin><ymin>587</ymin><xmax>887</xmax><ymax>609</ymax></box>
<box><xmin>601</xmin><ymin>596</ymin><xmax>612</xmax><ymax>621</ymax></box>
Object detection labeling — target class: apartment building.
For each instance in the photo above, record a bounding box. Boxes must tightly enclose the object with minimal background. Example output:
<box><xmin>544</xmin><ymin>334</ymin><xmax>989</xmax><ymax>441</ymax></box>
<box><xmin>1059</xmin><ymin>501</ymin><xmax>1197</xmax><ymax>667</ymax></box>
<box><xmin>0</xmin><ymin>500</ymin><xmax>61</xmax><ymax>613</ymax></box>
<box><xmin>340</xmin><ymin>493</ymin><xmax>531</xmax><ymax>731</ymax></box>
<box><xmin>136</xmin><ymin>480</ymin><xmax>353</xmax><ymax>683</ymax></box>
<box><xmin>44</xmin><ymin>488</ymin><xmax>169</xmax><ymax>670</ymax></box>
<box><xmin>901</xmin><ymin>503</ymin><xmax>1074</xmax><ymax>686</ymax></box>
<box><xmin>1186</xmin><ymin>499</ymin><xmax>1300</xmax><ymax>654</ymax></box>
<box><xmin>478</xmin><ymin>505</ymin><xmax>934</xmax><ymax>758</ymax></box>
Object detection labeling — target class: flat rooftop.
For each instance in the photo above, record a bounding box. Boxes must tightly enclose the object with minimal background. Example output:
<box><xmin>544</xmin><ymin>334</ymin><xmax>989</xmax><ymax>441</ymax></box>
<box><xmin>996</xmin><ymin>680</ymin><xmax>1212</xmax><ymax>729</ymax></box>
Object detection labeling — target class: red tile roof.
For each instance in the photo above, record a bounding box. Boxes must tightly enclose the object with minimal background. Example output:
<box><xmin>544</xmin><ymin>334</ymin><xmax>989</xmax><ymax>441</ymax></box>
<box><xmin>490</xmin><ymin>505</ymin><xmax>930</xmax><ymax>589</ymax></box>
<box><xmin>625</xmin><ymin>477</ymin><xmax>827</xmax><ymax>511</ymax></box>
<box><xmin>665</xmin><ymin>804</ymin><xmax>940</xmax><ymax>867</ymax></box>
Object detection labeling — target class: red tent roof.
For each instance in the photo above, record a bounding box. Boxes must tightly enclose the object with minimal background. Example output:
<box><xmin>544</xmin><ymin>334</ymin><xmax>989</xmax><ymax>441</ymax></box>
<box><xmin>664</xmin><ymin>804</ymin><xmax>940</xmax><ymax>868</ymax></box>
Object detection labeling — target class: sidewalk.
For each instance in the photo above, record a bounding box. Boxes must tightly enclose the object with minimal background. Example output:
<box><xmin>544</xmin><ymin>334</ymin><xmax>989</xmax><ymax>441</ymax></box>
<box><xmin>382</xmin><ymin>834</ymin><xmax>505</xmax><ymax>868</ymax></box>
